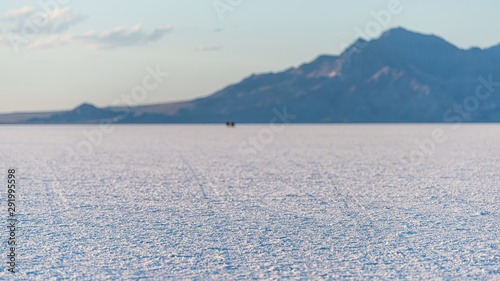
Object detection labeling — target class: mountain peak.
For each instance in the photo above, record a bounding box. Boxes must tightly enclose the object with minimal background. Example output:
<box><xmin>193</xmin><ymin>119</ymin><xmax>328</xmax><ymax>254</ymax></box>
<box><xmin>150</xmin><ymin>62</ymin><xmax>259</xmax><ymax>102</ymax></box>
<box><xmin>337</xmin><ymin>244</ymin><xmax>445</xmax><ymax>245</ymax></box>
<box><xmin>73</xmin><ymin>103</ymin><xmax>97</xmax><ymax>111</ymax></box>
<box><xmin>379</xmin><ymin>27</ymin><xmax>443</xmax><ymax>43</ymax></box>
<box><xmin>381</xmin><ymin>26</ymin><xmax>413</xmax><ymax>36</ymax></box>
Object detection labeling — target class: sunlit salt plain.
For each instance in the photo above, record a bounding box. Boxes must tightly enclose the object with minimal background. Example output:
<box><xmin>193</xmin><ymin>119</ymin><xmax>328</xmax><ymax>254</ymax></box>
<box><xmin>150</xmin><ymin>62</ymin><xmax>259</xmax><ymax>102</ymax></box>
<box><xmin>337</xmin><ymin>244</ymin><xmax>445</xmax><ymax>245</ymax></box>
<box><xmin>0</xmin><ymin>125</ymin><xmax>499</xmax><ymax>279</ymax></box>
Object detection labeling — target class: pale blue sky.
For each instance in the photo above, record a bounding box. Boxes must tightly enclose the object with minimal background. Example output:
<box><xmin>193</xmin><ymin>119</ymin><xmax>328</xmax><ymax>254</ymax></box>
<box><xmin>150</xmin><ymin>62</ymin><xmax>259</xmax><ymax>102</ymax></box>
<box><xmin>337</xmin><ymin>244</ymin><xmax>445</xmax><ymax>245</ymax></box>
<box><xmin>1</xmin><ymin>0</ymin><xmax>499</xmax><ymax>113</ymax></box>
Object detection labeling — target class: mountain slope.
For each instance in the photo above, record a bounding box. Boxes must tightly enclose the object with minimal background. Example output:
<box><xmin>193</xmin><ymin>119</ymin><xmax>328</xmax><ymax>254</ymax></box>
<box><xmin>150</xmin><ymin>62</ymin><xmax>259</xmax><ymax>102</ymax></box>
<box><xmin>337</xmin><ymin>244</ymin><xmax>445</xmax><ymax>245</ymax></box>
<box><xmin>28</xmin><ymin>103</ymin><xmax>122</xmax><ymax>124</ymax></box>
<box><xmin>2</xmin><ymin>27</ymin><xmax>500</xmax><ymax>124</ymax></box>
<box><xmin>485</xmin><ymin>43</ymin><xmax>500</xmax><ymax>59</ymax></box>
<box><xmin>124</xmin><ymin>27</ymin><xmax>500</xmax><ymax>123</ymax></box>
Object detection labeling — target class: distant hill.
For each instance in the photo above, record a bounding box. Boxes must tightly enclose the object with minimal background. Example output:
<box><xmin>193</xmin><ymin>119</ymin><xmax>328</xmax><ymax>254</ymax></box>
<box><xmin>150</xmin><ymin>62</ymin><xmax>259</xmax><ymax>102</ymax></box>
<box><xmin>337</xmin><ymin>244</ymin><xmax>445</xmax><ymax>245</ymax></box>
<box><xmin>27</xmin><ymin>103</ymin><xmax>122</xmax><ymax>124</ymax></box>
<box><xmin>2</xmin><ymin>27</ymin><xmax>500</xmax><ymax>124</ymax></box>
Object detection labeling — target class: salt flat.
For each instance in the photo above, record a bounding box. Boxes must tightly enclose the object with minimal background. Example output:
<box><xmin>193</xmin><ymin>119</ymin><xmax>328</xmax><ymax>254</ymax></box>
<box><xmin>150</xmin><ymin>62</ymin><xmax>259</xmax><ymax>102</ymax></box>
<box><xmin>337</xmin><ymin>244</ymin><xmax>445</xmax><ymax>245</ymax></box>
<box><xmin>0</xmin><ymin>125</ymin><xmax>499</xmax><ymax>279</ymax></box>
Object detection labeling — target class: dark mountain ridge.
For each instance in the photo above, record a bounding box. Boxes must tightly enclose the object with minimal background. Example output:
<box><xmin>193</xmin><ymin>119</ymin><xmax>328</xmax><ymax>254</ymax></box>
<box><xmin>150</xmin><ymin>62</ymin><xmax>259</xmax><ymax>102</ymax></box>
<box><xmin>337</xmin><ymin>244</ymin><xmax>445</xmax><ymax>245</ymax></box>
<box><xmin>2</xmin><ymin>27</ymin><xmax>500</xmax><ymax>124</ymax></box>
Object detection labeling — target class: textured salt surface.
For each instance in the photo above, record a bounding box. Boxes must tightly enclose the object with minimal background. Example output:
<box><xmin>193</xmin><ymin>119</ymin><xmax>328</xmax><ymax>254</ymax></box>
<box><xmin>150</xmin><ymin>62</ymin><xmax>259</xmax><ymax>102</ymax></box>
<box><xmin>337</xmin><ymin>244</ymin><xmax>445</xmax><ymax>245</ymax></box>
<box><xmin>0</xmin><ymin>125</ymin><xmax>499</xmax><ymax>279</ymax></box>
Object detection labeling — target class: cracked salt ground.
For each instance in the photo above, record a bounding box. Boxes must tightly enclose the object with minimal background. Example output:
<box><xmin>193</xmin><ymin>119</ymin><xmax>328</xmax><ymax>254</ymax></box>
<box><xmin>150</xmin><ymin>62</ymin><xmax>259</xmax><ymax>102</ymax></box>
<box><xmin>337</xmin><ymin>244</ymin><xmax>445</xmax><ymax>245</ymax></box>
<box><xmin>0</xmin><ymin>125</ymin><xmax>499</xmax><ymax>279</ymax></box>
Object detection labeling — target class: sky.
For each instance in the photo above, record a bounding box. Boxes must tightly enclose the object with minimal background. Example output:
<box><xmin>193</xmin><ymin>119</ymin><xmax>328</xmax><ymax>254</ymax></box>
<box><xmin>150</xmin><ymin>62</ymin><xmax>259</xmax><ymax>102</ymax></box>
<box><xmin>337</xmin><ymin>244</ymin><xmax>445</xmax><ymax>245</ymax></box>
<box><xmin>1</xmin><ymin>0</ymin><xmax>500</xmax><ymax>113</ymax></box>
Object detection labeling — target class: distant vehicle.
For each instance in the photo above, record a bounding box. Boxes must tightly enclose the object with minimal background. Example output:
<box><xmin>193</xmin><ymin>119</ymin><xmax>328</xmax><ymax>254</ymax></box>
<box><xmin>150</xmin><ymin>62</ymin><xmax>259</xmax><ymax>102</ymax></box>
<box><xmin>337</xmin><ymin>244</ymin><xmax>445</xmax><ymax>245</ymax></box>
<box><xmin>226</xmin><ymin>122</ymin><xmax>235</xmax><ymax>127</ymax></box>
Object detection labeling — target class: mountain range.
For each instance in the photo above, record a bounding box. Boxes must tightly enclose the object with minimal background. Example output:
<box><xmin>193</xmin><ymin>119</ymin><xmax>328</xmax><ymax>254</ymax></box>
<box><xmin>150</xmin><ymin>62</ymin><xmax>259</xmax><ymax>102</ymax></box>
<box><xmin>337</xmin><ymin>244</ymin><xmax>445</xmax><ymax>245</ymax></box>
<box><xmin>3</xmin><ymin>27</ymin><xmax>500</xmax><ymax>124</ymax></box>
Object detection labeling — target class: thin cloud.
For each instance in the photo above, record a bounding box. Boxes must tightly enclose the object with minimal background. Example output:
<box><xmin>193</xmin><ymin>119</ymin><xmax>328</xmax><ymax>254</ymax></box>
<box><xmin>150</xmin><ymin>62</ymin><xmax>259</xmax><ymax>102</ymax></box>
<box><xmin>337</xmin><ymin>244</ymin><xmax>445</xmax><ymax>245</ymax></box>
<box><xmin>74</xmin><ymin>24</ymin><xmax>172</xmax><ymax>49</ymax></box>
<box><xmin>27</xmin><ymin>35</ymin><xmax>72</xmax><ymax>49</ymax></box>
<box><xmin>26</xmin><ymin>25</ymin><xmax>172</xmax><ymax>50</ymax></box>
<box><xmin>2</xmin><ymin>6</ymin><xmax>36</xmax><ymax>20</ymax></box>
<box><xmin>149</xmin><ymin>26</ymin><xmax>172</xmax><ymax>41</ymax></box>
<box><xmin>0</xmin><ymin>6</ymin><xmax>171</xmax><ymax>50</ymax></box>
<box><xmin>44</xmin><ymin>7</ymin><xmax>87</xmax><ymax>33</ymax></box>
<box><xmin>1</xmin><ymin>6</ymin><xmax>87</xmax><ymax>34</ymax></box>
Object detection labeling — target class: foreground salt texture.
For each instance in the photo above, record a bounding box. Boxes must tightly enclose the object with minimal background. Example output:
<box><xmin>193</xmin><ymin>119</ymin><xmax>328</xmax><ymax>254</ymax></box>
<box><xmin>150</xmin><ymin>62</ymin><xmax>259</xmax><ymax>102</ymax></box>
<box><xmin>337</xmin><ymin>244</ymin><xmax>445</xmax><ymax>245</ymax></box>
<box><xmin>0</xmin><ymin>125</ymin><xmax>499</xmax><ymax>279</ymax></box>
